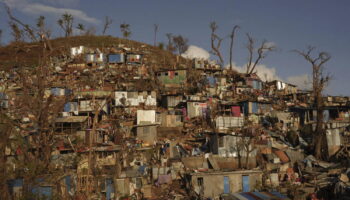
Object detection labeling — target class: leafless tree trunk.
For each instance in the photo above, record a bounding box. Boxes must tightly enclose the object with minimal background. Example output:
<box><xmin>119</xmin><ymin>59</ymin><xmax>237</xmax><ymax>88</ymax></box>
<box><xmin>210</xmin><ymin>22</ymin><xmax>224</xmax><ymax>66</ymax></box>
<box><xmin>86</xmin><ymin>95</ymin><xmax>112</xmax><ymax>199</ymax></box>
<box><xmin>294</xmin><ymin>47</ymin><xmax>331</xmax><ymax>159</ymax></box>
<box><xmin>154</xmin><ymin>24</ymin><xmax>159</xmax><ymax>46</ymax></box>
<box><xmin>166</xmin><ymin>33</ymin><xmax>175</xmax><ymax>53</ymax></box>
<box><xmin>236</xmin><ymin>138</ymin><xmax>244</xmax><ymax>169</ymax></box>
<box><xmin>229</xmin><ymin>25</ymin><xmax>240</xmax><ymax>70</ymax></box>
<box><xmin>102</xmin><ymin>16</ymin><xmax>113</xmax><ymax>35</ymax></box>
<box><xmin>0</xmin><ymin>30</ymin><xmax>2</xmax><ymax>46</ymax></box>
<box><xmin>245</xmin><ymin>33</ymin><xmax>276</xmax><ymax>75</ymax></box>
<box><xmin>243</xmin><ymin>137</ymin><xmax>255</xmax><ymax>169</ymax></box>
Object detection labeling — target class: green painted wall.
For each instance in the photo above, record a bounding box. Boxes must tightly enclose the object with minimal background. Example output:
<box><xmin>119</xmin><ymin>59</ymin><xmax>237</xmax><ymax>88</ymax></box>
<box><xmin>157</xmin><ymin>70</ymin><xmax>186</xmax><ymax>85</ymax></box>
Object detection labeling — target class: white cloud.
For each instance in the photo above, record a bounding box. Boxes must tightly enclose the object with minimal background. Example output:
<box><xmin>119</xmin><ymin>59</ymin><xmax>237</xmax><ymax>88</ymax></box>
<box><xmin>2</xmin><ymin>0</ymin><xmax>99</xmax><ymax>24</ymax></box>
<box><xmin>228</xmin><ymin>62</ymin><xmax>311</xmax><ymax>90</ymax></box>
<box><xmin>227</xmin><ymin>62</ymin><xmax>281</xmax><ymax>82</ymax></box>
<box><xmin>287</xmin><ymin>74</ymin><xmax>311</xmax><ymax>90</ymax></box>
<box><xmin>181</xmin><ymin>45</ymin><xmax>210</xmax><ymax>60</ymax></box>
<box><xmin>264</xmin><ymin>41</ymin><xmax>277</xmax><ymax>48</ymax></box>
<box><xmin>41</xmin><ymin>0</ymin><xmax>79</xmax><ymax>7</ymax></box>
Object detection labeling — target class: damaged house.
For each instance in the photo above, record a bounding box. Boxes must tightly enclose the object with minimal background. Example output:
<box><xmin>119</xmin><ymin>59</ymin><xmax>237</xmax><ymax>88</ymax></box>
<box><xmin>2</xmin><ymin>38</ymin><xmax>350</xmax><ymax>200</ymax></box>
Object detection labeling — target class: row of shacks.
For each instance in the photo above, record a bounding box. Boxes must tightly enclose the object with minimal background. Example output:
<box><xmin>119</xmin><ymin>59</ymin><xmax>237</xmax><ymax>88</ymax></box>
<box><xmin>2</xmin><ymin>43</ymin><xmax>350</xmax><ymax>200</ymax></box>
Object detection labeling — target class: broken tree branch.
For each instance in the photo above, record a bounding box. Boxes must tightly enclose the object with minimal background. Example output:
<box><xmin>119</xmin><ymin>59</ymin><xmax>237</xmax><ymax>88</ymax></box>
<box><xmin>229</xmin><ymin>25</ymin><xmax>240</xmax><ymax>70</ymax></box>
<box><xmin>210</xmin><ymin>22</ymin><xmax>224</xmax><ymax>66</ymax></box>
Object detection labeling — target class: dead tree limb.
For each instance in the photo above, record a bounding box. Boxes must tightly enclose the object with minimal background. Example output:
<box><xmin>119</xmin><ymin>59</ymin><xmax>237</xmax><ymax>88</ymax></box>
<box><xmin>229</xmin><ymin>25</ymin><xmax>240</xmax><ymax>70</ymax></box>
<box><xmin>210</xmin><ymin>22</ymin><xmax>224</xmax><ymax>66</ymax></box>
<box><xmin>102</xmin><ymin>16</ymin><xmax>113</xmax><ymax>35</ymax></box>
<box><xmin>245</xmin><ymin>33</ymin><xmax>276</xmax><ymax>74</ymax></box>
<box><xmin>6</xmin><ymin>6</ymin><xmax>38</xmax><ymax>42</ymax></box>
<box><xmin>294</xmin><ymin>46</ymin><xmax>331</xmax><ymax>159</ymax></box>
<box><xmin>154</xmin><ymin>24</ymin><xmax>159</xmax><ymax>46</ymax></box>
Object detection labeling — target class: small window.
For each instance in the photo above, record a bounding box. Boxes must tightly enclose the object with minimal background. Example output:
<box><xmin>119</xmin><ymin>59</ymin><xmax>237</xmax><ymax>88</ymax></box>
<box><xmin>175</xmin><ymin>72</ymin><xmax>179</xmax><ymax>76</ymax></box>
<box><xmin>165</xmin><ymin>72</ymin><xmax>169</xmax><ymax>76</ymax></box>
<box><xmin>219</xmin><ymin>137</ymin><xmax>224</xmax><ymax>147</ymax></box>
<box><xmin>143</xmin><ymin>126</ymin><xmax>150</xmax><ymax>134</ymax></box>
<box><xmin>157</xmin><ymin>73</ymin><xmax>161</xmax><ymax>76</ymax></box>
<box><xmin>197</xmin><ymin>177</ymin><xmax>203</xmax><ymax>186</ymax></box>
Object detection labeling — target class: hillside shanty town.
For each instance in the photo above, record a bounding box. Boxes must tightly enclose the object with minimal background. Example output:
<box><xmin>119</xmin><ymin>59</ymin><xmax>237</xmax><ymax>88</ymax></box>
<box><xmin>0</xmin><ymin>1</ymin><xmax>350</xmax><ymax>200</ymax></box>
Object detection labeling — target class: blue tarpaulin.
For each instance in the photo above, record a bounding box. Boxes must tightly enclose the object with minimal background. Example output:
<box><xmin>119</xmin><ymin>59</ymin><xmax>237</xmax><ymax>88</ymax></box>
<box><xmin>108</xmin><ymin>54</ymin><xmax>124</xmax><ymax>63</ymax></box>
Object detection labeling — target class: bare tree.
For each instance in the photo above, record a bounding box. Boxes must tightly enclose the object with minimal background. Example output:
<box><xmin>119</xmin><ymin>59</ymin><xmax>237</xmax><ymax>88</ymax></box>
<box><xmin>242</xmin><ymin>136</ymin><xmax>255</xmax><ymax>169</ymax></box>
<box><xmin>153</xmin><ymin>24</ymin><xmax>159</xmax><ymax>46</ymax></box>
<box><xmin>210</xmin><ymin>22</ymin><xmax>224</xmax><ymax>66</ymax></box>
<box><xmin>120</xmin><ymin>22</ymin><xmax>131</xmax><ymax>39</ymax></box>
<box><xmin>57</xmin><ymin>13</ymin><xmax>74</xmax><ymax>37</ymax></box>
<box><xmin>166</xmin><ymin>33</ymin><xmax>175</xmax><ymax>53</ymax></box>
<box><xmin>6</xmin><ymin>7</ymin><xmax>52</xmax><ymax>50</ymax></box>
<box><xmin>6</xmin><ymin>6</ymin><xmax>37</xmax><ymax>42</ymax></box>
<box><xmin>172</xmin><ymin>35</ymin><xmax>188</xmax><ymax>55</ymax></box>
<box><xmin>294</xmin><ymin>47</ymin><xmax>331</xmax><ymax>159</ymax></box>
<box><xmin>245</xmin><ymin>33</ymin><xmax>276</xmax><ymax>75</ymax></box>
<box><xmin>102</xmin><ymin>16</ymin><xmax>113</xmax><ymax>35</ymax></box>
<box><xmin>229</xmin><ymin>25</ymin><xmax>240</xmax><ymax>70</ymax></box>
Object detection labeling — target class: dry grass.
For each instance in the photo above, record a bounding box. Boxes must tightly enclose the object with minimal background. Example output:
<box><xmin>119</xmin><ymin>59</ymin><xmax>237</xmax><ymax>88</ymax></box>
<box><xmin>0</xmin><ymin>35</ymin><xmax>191</xmax><ymax>70</ymax></box>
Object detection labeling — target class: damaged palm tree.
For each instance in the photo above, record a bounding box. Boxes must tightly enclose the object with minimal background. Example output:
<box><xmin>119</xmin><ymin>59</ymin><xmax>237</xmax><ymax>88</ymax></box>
<box><xmin>36</xmin><ymin>16</ymin><xmax>51</xmax><ymax>41</ymax></box>
<box><xmin>245</xmin><ymin>33</ymin><xmax>276</xmax><ymax>75</ymax></box>
<box><xmin>57</xmin><ymin>13</ymin><xmax>74</xmax><ymax>37</ymax></box>
<box><xmin>295</xmin><ymin>47</ymin><xmax>331</xmax><ymax>160</ymax></box>
<box><xmin>9</xmin><ymin>22</ymin><xmax>23</xmax><ymax>42</ymax></box>
<box><xmin>120</xmin><ymin>23</ymin><xmax>131</xmax><ymax>39</ymax></box>
<box><xmin>76</xmin><ymin>23</ymin><xmax>85</xmax><ymax>35</ymax></box>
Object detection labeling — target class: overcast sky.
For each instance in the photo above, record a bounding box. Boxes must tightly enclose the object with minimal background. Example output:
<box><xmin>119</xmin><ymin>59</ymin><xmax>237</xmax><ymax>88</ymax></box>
<box><xmin>1</xmin><ymin>0</ymin><xmax>349</xmax><ymax>95</ymax></box>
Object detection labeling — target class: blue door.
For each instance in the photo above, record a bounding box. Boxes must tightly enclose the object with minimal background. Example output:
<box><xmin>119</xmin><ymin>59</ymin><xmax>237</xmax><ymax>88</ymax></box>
<box><xmin>106</xmin><ymin>178</ymin><xmax>114</xmax><ymax>200</ymax></box>
<box><xmin>242</xmin><ymin>175</ymin><xmax>250</xmax><ymax>192</ymax></box>
<box><xmin>224</xmin><ymin>176</ymin><xmax>230</xmax><ymax>194</ymax></box>
<box><xmin>65</xmin><ymin>175</ymin><xmax>71</xmax><ymax>193</ymax></box>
